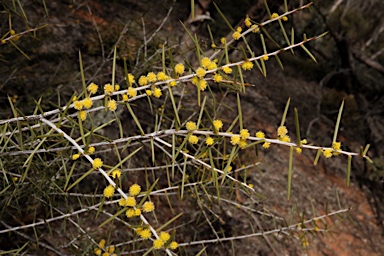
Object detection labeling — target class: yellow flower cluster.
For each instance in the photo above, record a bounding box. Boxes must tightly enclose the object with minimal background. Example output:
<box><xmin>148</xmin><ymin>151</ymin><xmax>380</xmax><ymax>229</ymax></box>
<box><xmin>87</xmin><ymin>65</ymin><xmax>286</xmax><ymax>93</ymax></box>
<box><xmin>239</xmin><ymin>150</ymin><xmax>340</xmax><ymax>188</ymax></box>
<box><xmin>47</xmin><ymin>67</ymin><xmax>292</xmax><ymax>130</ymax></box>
<box><xmin>94</xmin><ymin>239</ymin><xmax>116</xmax><ymax>256</ymax></box>
<box><xmin>277</xmin><ymin>126</ymin><xmax>290</xmax><ymax>142</ymax></box>
<box><xmin>186</xmin><ymin>121</ymin><xmax>197</xmax><ymax>131</ymax></box>
<box><xmin>152</xmin><ymin>231</ymin><xmax>178</xmax><ymax>250</ymax></box>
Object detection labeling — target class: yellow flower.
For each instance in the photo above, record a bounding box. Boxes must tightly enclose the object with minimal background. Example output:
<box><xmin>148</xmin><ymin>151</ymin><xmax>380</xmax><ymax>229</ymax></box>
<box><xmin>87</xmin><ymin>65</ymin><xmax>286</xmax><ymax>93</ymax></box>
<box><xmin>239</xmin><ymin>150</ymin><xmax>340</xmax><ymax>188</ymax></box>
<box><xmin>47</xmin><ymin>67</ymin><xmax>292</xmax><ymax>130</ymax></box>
<box><xmin>10</xmin><ymin>29</ymin><xmax>16</xmax><ymax>35</ymax></box>
<box><xmin>92</xmin><ymin>158</ymin><xmax>103</xmax><ymax>169</ymax></box>
<box><xmin>153</xmin><ymin>88</ymin><xmax>162</xmax><ymax>98</ymax></box>
<box><xmin>127</xmin><ymin>87</ymin><xmax>137</xmax><ymax>98</ymax></box>
<box><xmin>138</xmin><ymin>75</ymin><xmax>148</xmax><ymax>86</ymax></box>
<box><xmin>72</xmin><ymin>153</ymin><xmax>80</xmax><ymax>160</ymax></box>
<box><xmin>186</xmin><ymin>121</ymin><xmax>197</xmax><ymax>131</ymax></box>
<box><xmin>103</xmin><ymin>185</ymin><xmax>115</xmax><ymax>198</ymax></box>
<box><xmin>159</xmin><ymin>232</ymin><xmax>171</xmax><ymax>242</ymax></box>
<box><xmin>104</xmin><ymin>83</ymin><xmax>114</xmax><ymax>95</ymax></box>
<box><xmin>222</xmin><ymin>66</ymin><xmax>232</xmax><ymax>74</ymax></box>
<box><xmin>108</xmin><ymin>99</ymin><xmax>117</xmax><ymax>111</ymax></box>
<box><xmin>126</xmin><ymin>208</ymin><xmax>135</xmax><ymax>218</ymax></box>
<box><xmin>134</xmin><ymin>208</ymin><xmax>141</xmax><ymax>216</ymax></box>
<box><xmin>197</xmin><ymin>79</ymin><xmax>208</xmax><ymax>91</ymax></box>
<box><xmin>213</xmin><ymin>73</ymin><xmax>223</xmax><ymax>83</ymax></box>
<box><xmin>147</xmin><ymin>72</ymin><xmax>157</xmax><ymax>83</ymax></box>
<box><xmin>263</xmin><ymin>142</ymin><xmax>271</xmax><ymax>148</ymax></box>
<box><xmin>82</xmin><ymin>98</ymin><xmax>93</xmax><ymax>109</ymax></box>
<box><xmin>245</xmin><ymin>17</ymin><xmax>252</xmax><ymax>27</ymax></box>
<box><xmin>115</xmin><ymin>84</ymin><xmax>120</xmax><ymax>91</ymax></box>
<box><xmin>282</xmin><ymin>16</ymin><xmax>288</xmax><ymax>21</ymax></box>
<box><xmin>239</xmin><ymin>139</ymin><xmax>247</xmax><ymax>148</ymax></box>
<box><xmin>126</xmin><ymin>73</ymin><xmax>135</xmax><ymax>85</ymax></box>
<box><xmin>240</xmin><ymin>129</ymin><xmax>250</xmax><ymax>139</ymax></box>
<box><xmin>175</xmin><ymin>63</ymin><xmax>185</xmax><ymax>75</ymax></box>
<box><xmin>201</xmin><ymin>57</ymin><xmax>211</xmax><ymax>69</ymax></box>
<box><xmin>88</xmin><ymin>146</ymin><xmax>95</xmax><ymax>154</ymax></box>
<box><xmin>207</xmin><ymin>61</ymin><xmax>217</xmax><ymax>70</ymax></box>
<box><xmin>277</xmin><ymin>126</ymin><xmax>288</xmax><ymax>137</ymax></box>
<box><xmin>139</xmin><ymin>229</ymin><xmax>151</xmax><ymax>239</ymax></box>
<box><xmin>129</xmin><ymin>184</ymin><xmax>141</xmax><ymax>196</ymax></box>
<box><xmin>280</xmin><ymin>135</ymin><xmax>291</xmax><ymax>142</ymax></box>
<box><xmin>332</xmin><ymin>141</ymin><xmax>341</xmax><ymax>151</ymax></box>
<box><xmin>88</xmin><ymin>83</ymin><xmax>98</xmax><ymax>94</ymax></box>
<box><xmin>251</xmin><ymin>24</ymin><xmax>260</xmax><ymax>33</ymax></box>
<box><xmin>79</xmin><ymin>110</ymin><xmax>87</xmax><ymax>121</ymax></box>
<box><xmin>213</xmin><ymin>119</ymin><xmax>223</xmax><ymax>130</ymax></box>
<box><xmin>231</xmin><ymin>135</ymin><xmax>241</xmax><ymax>145</ymax></box>
<box><xmin>323</xmin><ymin>149</ymin><xmax>333</xmax><ymax>158</ymax></box>
<box><xmin>211</xmin><ymin>43</ymin><xmax>217</xmax><ymax>48</ymax></box>
<box><xmin>262</xmin><ymin>55</ymin><xmax>269</xmax><ymax>61</ymax></box>
<box><xmin>157</xmin><ymin>71</ymin><xmax>168</xmax><ymax>81</ymax></box>
<box><xmin>94</xmin><ymin>248</ymin><xmax>102</xmax><ymax>256</ymax></box>
<box><xmin>241</xmin><ymin>61</ymin><xmax>253</xmax><ymax>71</ymax></box>
<box><xmin>232</xmin><ymin>31</ymin><xmax>241</xmax><ymax>40</ymax></box>
<box><xmin>188</xmin><ymin>135</ymin><xmax>199</xmax><ymax>144</ymax></box>
<box><xmin>122</xmin><ymin>94</ymin><xmax>129</xmax><ymax>101</ymax></box>
<box><xmin>295</xmin><ymin>147</ymin><xmax>302</xmax><ymax>154</ymax></box>
<box><xmin>73</xmin><ymin>100</ymin><xmax>83</xmax><ymax>110</ymax></box>
<box><xmin>196</xmin><ymin>67</ymin><xmax>206</xmax><ymax>78</ymax></box>
<box><xmin>142</xmin><ymin>201</ymin><xmax>155</xmax><ymax>212</ymax></box>
<box><xmin>99</xmin><ymin>239</ymin><xmax>106</xmax><ymax>248</ymax></box>
<box><xmin>271</xmin><ymin>13</ymin><xmax>279</xmax><ymax>19</ymax></box>
<box><xmin>206</xmin><ymin>137</ymin><xmax>214</xmax><ymax>146</ymax></box>
<box><xmin>119</xmin><ymin>198</ymin><xmax>126</xmax><ymax>206</ymax></box>
<box><xmin>146</xmin><ymin>90</ymin><xmax>153</xmax><ymax>96</ymax></box>
<box><xmin>220</xmin><ymin>37</ymin><xmax>226</xmax><ymax>44</ymax></box>
<box><xmin>111</xmin><ymin>169</ymin><xmax>121</xmax><ymax>179</ymax></box>
<box><xmin>125</xmin><ymin>196</ymin><xmax>136</xmax><ymax>207</ymax></box>
<box><xmin>255</xmin><ymin>131</ymin><xmax>265</xmax><ymax>138</ymax></box>
<box><xmin>169</xmin><ymin>241</ymin><xmax>178</xmax><ymax>250</ymax></box>
<box><xmin>248</xmin><ymin>183</ymin><xmax>254</xmax><ymax>189</ymax></box>
<box><xmin>106</xmin><ymin>246</ymin><xmax>115</xmax><ymax>253</ymax></box>
<box><xmin>169</xmin><ymin>80</ymin><xmax>177</xmax><ymax>87</ymax></box>
<box><xmin>153</xmin><ymin>239</ymin><xmax>164</xmax><ymax>249</ymax></box>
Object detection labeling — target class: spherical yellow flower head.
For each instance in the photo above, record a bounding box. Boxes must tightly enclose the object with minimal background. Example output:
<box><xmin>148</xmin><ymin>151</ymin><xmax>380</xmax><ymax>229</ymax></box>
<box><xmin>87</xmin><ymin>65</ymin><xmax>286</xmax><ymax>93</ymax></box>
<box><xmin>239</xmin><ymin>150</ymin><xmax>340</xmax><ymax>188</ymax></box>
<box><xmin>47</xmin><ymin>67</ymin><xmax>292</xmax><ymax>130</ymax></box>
<box><xmin>157</xmin><ymin>71</ymin><xmax>168</xmax><ymax>81</ymax></box>
<box><xmin>271</xmin><ymin>12</ymin><xmax>279</xmax><ymax>19</ymax></box>
<box><xmin>82</xmin><ymin>98</ymin><xmax>93</xmax><ymax>109</ymax></box>
<box><xmin>280</xmin><ymin>135</ymin><xmax>291</xmax><ymax>142</ymax></box>
<box><xmin>213</xmin><ymin>73</ymin><xmax>223</xmax><ymax>83</ymax></box>
<box><xmin>205</xmin><ymin>137</ymin><xmax>214</xmax><ymax>146</ymax></box>
<box><xmin>295</xmin><ymin>147</ymin><xmax>302</xmax><ymax>154</ymax></box>
<box><xmin>191</xmin><ymin>76</ymin><xmax>199</xmax><ymax>85</ymax></box>
<box><xmin>240</xmin><ymin>129</ymin><xmax>250</xmax><ymax>139</ymax></box>
<box><xmin>231</xmin><ymin>135</ymin><xmax>241</xmax><ymax>145</ymax></box>
<box><xmin>146</xmin><ymin>90</ymin><xmax>153</xmax><ymax>96</ymax></box>
<box><xmin>248</xmin><ymin>183</ymin><xmax>254</xmax><ymax>189</ymax></box>
<box><xmin>114</xmin><ymin>84</ymin><xmax>120</xmax><ymax>91</ymax></box>
<box><xmin>88</xmin><ymin>146</ymin><xmax>95</xmax><ymax>154</ymax></box>
<box><xmin>241</xmin><ymin>61</ymin><xmax>254</xmax><ymax>71</ymax></box>
<box><xmin>244</xmin><ymin>17</ymin><xmax>252</xmax><ymax>27</ymax></box>
<box><xmin>139</xmin><ymin>229</ymin><xmax>151</xmax><ymax>239</ymax></box>
<box><xmin>201</xmin><ymin>57</ymin><xmax>211</xmax><ymax>69</ymax></box>
<box><xmin>129</xmin><ymin>184</ymin><xmax>141</xmax><ymax>196</ymax></box>
<box><xmin>169</xmin><ymin>241</ymin><xmax>179</xmax><ymax>250</ymax></box>
<box><xmin>106</xmin><ymin>246</ymin><xmax>115</xmax><ymax>253</ymax></box>
<box><xmin>197</xmin><ymin>79</ymin><xmax>208</xmax><ymax>91</ymax></box>
<box><xmin>98</xmin><ymin>239</ymin><xmax>106</xmax><ymax>248</ymax></box>
<box><xmin>282</xmin><ymin>16</ymin><xmax>288</xmax><ymax>21</ymax></box>
<box><xmin>196</xmin><ymin>67</ymin><xmax>206</xmax><ymax>78</ymax></box>
<box><xmin>159</xmin><ymin>232</ymin><xmax>171</xmax><ymax>242</ymax></box>
<box><xmin>126</xmin><ymin>73</ymin><xmax>135</xmax><ymax>86</ymax></box>
<box><xmin>73</xmin><ymin>100</ymin><xmax>83</xmax><ymax>110</ymax></box>
<box><xmin>134</xmin><ymin>208</ymin><xmax>141</xmax><ymax>216</ymax></box>
<box><xmin>301</xmin><ymin>139</ymin><xmax>308</xmax><ymax>144</ymax></box>
<box><xmin>153</xmin><ymin>88</ymin><xmax>162</xmax><ymax>98</ymax></box>
<box><xmin>72</xmin><ymin>153</ymin><xmax>80</xmax><ymax>160</ymax></box>
<box><xmin>220</xmin><ymin>37</ymin><xmax>226</xmax><ymax>44</ymax></box>
<box><xmin>277</xmin><ymin>126</ymin><xmax>288</xmax><ymax>137</ymax></box>
<box><xmin>323</xmin><ymin>149</ymin><xmax>333</xmax><ymax>158</ymax></box>
<box><xmin>188</xmin><ymin>135</ymin><xmax>199</xmax><ymax>144</ymax></box>
<box><xmin>236</xmin><ymin>27</ymin><xmax>242</xmax><ymax>33</ymax></box>
<box><xmin>87</xmin><ymin>83</ymin><xmax>98</xmax><ymax>94</ymax></box>
<box><xmin>122</xmin><ymin>94</ymin><xmax>129</xmax><ymax>101</ymax></box>
<box><xmin>262</xmin><ymin>55</ymin><xmax>269</xmax><ymax>61</ymax></box>
<box><xmin>211</xmin><ymin>43</ymin><xmax>217</xmax><ymax>48</ymax></box>
<box><xmin>222</xmin><ymin>65</ymin><xmax>232</xmax><ymax>74</ymax></box>
<box><xmin>111</xmin><ymin>169</ymin><xmax>122</xmax><ymax>179</ymax></box>
<box><xmin>207</xmin><ymin>61</ymin><xmax>217</xmax><ymax>70</ymax></box>
<box><xmin>175</xmin><ymin>63</ymin><xmax>185</xmax><ymax>75</ymax></box>
<box><xmin>169</xmin><ymin>80</ymin><xmax>177</xmax><ymax>87</ymax></box>
<box><xmin>142</xmin><ymin>201</ymin><xmax>155</xmax><ymax>213</ymax></box>
<box><xmin>108</xmin><ymin>99</ymin><xmax>117</xmax><ymax>111</ymax></box>
<box><xmin>104</xmin><ymin>84</ymin><xmax>114</xmax><ymax>95</ymax></box>
<box><xmin>126</xmin><ymin>208</ymin><xmax>135</xmax><ymax>218</ymax></box>
<box><xmin>124</xmin><ymin>196</ymin><xmax>135</xmax><ymax>207</ymax></box>
<box><xmin>92</xmin><ymin>158</ymin><xmax>103</xmax><ymax>169</ymax></box>
<box><xmin>103</xmin><ymin>185</ymin><xmax>115</xmax><ymax>198</ymax></box>
<box><xmin>118</xmin><ymin>197</ymin><xmax>126</xmax><ymax>207</ymax></box>
<box><xmin>147</xmin><ymin>72</ymin><xmax>157</xmax><ymax>83</ymax></box>
<box><xmin>136</xmin><ymin>76</ymin><xmax>147</xmax><ymax>86</ymax></box>
<box><xmin>332</xmin><ymin>141</ymin><xmax>341</xmax><ymax>151</ymax></box>
<box><xmin>232</xmin><ymin>31</ymin><xmax>241</xmax><ymax>40</ymax></box>
<box><xmin>78</xmin><ymin>110</ymin><xmax>87</xmax><ymax>121</ymax></box>
<box><xmin>262</xmin><ymin>142</ymin><xmax>271</xmax><ymax>149</ymax></box>
<box><xmin>127</xmin><ymin>87</ymin><xmax>137</xmax><ymax>98</ymax></box>
<box><xmin>153</xmin><ymin>239</ymin><xmax>165</xmax><ymax>249</ymax></box>
<box><xmin>239</xmin><ymin>139</ymin><xmax>247</xmax><ymax>148</ymax></box>
<box><xmin>94</xmin><ymin>248</ymin><xmax>102</xmax><ymax>256</ymax></box>
<box><xmin>251</xmin><ymin>24</ymin><xmax>260</xmax><ymax>33</ymax></box>
<box><xmin>186</xmin><ymin>121</ymin><xmax>197</xmax><ymax>131</ymax></box>
<box><xmin>255</xmin><ymin>131</ymin><xmax>265</xmax><ymax>139</ymax></box>
<box><xmin>213</xmin><ymin>119</ymin><xmax>223</xmax><ymax>131</ymax></box>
